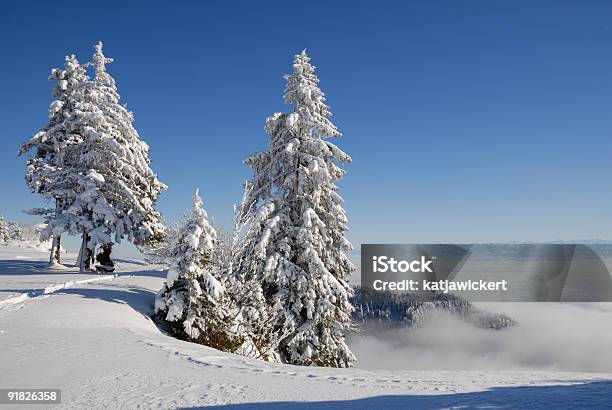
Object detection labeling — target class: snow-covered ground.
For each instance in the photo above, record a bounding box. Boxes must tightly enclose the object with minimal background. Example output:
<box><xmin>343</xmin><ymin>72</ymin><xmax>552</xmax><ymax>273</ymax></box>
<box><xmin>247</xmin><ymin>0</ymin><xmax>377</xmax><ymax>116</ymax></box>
<box><xmin>1</xmin><ymin>245</ymin><xmax>611</xmax><ymax>409</ymax></box>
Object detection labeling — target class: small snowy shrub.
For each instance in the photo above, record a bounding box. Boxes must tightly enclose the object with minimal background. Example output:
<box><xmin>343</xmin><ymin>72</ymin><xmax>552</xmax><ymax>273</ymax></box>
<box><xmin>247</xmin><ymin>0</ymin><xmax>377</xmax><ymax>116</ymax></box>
<box><xmin>154</xmin><ymin>191</ymin><xmax>241</xmax><ymax>351</ymax></box>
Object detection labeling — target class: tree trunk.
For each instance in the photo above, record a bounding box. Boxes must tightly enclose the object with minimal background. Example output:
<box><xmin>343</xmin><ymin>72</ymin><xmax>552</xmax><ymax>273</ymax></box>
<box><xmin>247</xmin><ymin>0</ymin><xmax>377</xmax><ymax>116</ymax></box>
<box><xmin>49</xmin><ymin>234</ymin><xmax>61</xmax><ymax>265</ymax></box>
<box><xmin>77</xmin><ymin>233</ymin><xmax>91</xmax><ymax>272</ymax></box>
<box><xmin>50</xmin><ymin>200</ymin><xmax>63</xmax><ymax>265</ymax></box>
<box><xmin>90</xmin><ymin>245</ymin><xmax>96</xmax><ymax>269</ymax></box>
<box><xmin>55</xmin><ymin>235</ymin><xmax>62</xmax><ymax>263</ymax></box>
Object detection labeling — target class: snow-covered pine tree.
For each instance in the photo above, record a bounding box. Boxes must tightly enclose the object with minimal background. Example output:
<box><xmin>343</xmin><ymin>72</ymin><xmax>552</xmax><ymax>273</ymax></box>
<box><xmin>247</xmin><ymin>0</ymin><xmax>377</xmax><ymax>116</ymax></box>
<box><xmin>28</xmin><ymin>42</ymin><xmax>166</xmax><ymax>271</ymax></box>
<box><xmin>236</xmin><ymin>50</ymin><xmax>355</xmax><ymax>367</ymax></box>
<box><xmin>19</xmin><ymin>222</ymin><xmax>47</xmax><ymax>245</ymax></box>
<box><xmin>18</xmin><ymin>54</ymin><xmax>90</xmax><ymax>265</ymax></box>
<box><xmin>7</xmin><ymin>222</ymin><xmax>24</xmax><ymax>241</ymax></box>
<box><xmin>0</xmin><ymin>217</ymin><xmax>10</xmax><ymax>243</ymax></box>
<box><xmin>155</xmin><ymin>190</ymin><xmax>239</xmax><ymax>351</ymax></box>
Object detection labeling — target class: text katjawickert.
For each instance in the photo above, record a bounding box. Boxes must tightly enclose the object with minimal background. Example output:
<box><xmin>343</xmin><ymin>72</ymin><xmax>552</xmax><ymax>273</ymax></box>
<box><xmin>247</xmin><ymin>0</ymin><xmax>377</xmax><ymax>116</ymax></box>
<box><xmin>370</xmin><ymin>256</ymin><xmax>508</xmax><ymax>293</ymax></box>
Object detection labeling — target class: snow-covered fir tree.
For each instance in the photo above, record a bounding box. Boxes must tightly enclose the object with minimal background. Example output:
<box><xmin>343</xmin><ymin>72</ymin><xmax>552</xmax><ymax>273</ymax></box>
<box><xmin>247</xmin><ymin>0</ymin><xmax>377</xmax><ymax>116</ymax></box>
<box><xmin>0</xmin><ymin>217</ymin><xmax>22</xmax><ymax>243</ymax></box>
<box><xmin>155</xmin><ymin>190</ymin><xmax>239</xmax><ymax>351</ymax></box>
<box><xmin>0</xmin><ymin>217</ymin><xmax>10</xmax><ymax>243</ymax></box>
<box><xmin>17</xmin><ymin>222</ymin><xmax>47</xmax><ymax>244</ymax></box>
<box><xmin>236</xmin><ymin>50</ymin><xmax>355</xmax><ymax>367</ymax></box>
<box><xmin>18</xmin><ymin>54</ymin><xmax>90</xmax><ymax>265</ymax></box>
<box><xmin>21</xmin><ymin>43</ymin><xmax>166</xmax><ymax>271</ymax></box>
<box><xmin>7</xmin><ymin>222</ymin><xmax>24</xmax><ymax>241</ymax></box>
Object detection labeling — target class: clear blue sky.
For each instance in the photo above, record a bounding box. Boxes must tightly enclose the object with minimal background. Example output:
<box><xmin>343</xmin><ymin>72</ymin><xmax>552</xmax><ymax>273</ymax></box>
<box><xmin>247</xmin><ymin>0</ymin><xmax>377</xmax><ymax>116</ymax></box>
<box><xmin>1</xmin><ymin>1</ymin><xmax>612</xmax><ymax>256</ymax></box>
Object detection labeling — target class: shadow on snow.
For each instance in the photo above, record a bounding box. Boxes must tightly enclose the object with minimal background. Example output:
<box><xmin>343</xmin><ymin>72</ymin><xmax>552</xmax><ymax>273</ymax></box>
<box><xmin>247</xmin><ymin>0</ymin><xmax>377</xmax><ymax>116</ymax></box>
<box><xmin>57</xmin><ymin>285</ymin><xmax>157</xmax><ymax>318</ymax></box>
<box><xmin>0</xmin><ymin>259</ymin><xmax>167</xmax><ymax>278</ymax></box>
<box><xmin>187</xmin><ymin>380</ymin><xmax>612</xmax><ymax>410</ymax></box>
<box><xmin>121</xmin><ymin>269</ymin><xmax>167</xmax><ymax>279</ymax></box>
<box><xmin>0</xmin><ymin>259</ymin><xmax>75</xmax><ymax>275</ymax></box>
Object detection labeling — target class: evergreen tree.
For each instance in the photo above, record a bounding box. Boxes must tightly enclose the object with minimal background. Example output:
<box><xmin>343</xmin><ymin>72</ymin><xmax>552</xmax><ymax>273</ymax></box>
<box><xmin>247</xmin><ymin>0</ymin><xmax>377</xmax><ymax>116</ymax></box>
<box><xmin>236</xmin><ymin>51</ymin><xmax>355</xmax><ymax>367</ymax></box>
<box><xmin>155</xmin><ymin>190</ymin><xmax>239</xmax><ymax>351</ymax></box>
<box><xmin>0</xmin><ymin>217</ymin><xmax>10</xmax><ymax>243</ymax></box>
<box><xmin>21</xmin><ymin>43</ymin><xmax>166</xmax><ymax>271</ymax></box>
<box><xmin>18</xmin><ymin>54</ymin><xmax>90</xmax><ymax>265</ymax></box>
<box><xmin>7</xmin><ymin>222</ymin><xmax>24</xmax><ymax>241</ymax></box>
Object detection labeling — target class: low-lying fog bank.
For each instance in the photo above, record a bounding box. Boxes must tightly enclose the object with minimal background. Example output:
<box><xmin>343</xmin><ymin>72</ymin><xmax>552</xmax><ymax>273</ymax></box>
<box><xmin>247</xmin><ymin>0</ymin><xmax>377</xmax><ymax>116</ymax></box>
<box><xmin>349</xmin><ymin>302</ymin><xmax>612</xmax><ymax>373</ymax></box>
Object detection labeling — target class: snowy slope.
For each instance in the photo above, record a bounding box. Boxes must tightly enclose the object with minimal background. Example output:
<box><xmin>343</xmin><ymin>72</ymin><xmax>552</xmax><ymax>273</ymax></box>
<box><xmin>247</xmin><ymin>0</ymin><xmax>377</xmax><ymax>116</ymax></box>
<box><xmin>1</xmin><ymin>246</ymin><xmax>611</xmax><ymax>409</ymax></box>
